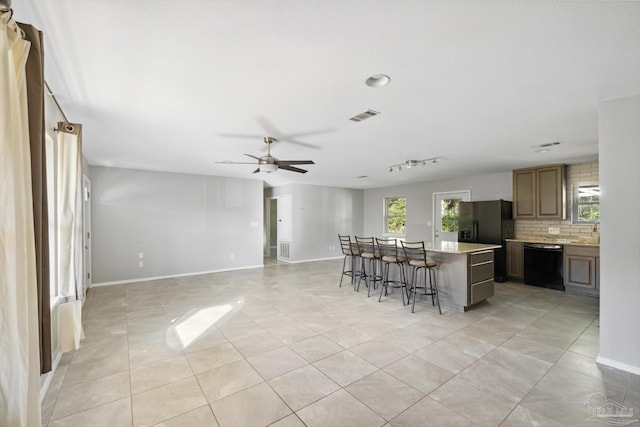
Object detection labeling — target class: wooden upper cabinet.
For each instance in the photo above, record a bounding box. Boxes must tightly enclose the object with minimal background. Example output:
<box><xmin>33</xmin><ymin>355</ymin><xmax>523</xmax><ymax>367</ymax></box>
<box><xmin>513</xmin><ymin>168</ymin><xmax>536</xmax><ymax>218</ymax></box>
<box><xmin>513</xmin><ymin>164</ymin><xmax>566</xmax><ymax>220</ymax></box>
<box><xmin>536</xmin><ymin>165</ymin><xmax>566</xmax><ymax>219</ymax></box>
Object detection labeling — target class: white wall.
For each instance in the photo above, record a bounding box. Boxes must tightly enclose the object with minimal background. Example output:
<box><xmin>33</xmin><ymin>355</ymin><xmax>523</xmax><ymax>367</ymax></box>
<box><xmin>265</xmin><ymin>184</ymin><xmax>364</xmax><ymax>262</ymax></box>
<box><xmin>363</xmin><ymin>171</ymin><xmax>512</xmax><ymax>241</ymax></box>
<box><xmin>291</xmin><ymin>184</ymin><xmax>364</xmax><ymax>262</ymax></box>
<box><xmin>90</xmin><ymin>167</ymin><xmax>264</xmax><ymax>284</ymax></box>
<box><xmin>598</xmin><ymin>94</ymin><xmax>640</xmax><ymax>374</ymax></box>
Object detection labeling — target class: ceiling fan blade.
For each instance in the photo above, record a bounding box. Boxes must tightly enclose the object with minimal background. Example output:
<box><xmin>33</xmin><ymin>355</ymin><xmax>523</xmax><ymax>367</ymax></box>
<box><xmin>278</xmin><ymin>160</ymin><xmax>315</xmax><ymax>166</ymax></box>
<box><xmin>217</xmin><ymin>132</ymin><xmax>263</xmax><ymax>139</ymax></box>
<box><xmin>244</xmin><ymin>153</ymin><xmax>261</xmax><ymax>160</ymax></box>
<box><xmin>285</xmin><ymin>128</ymin><xmax>334</xmax><ymax>139</ymax></box>
<box><xmin>215</xmin><ymin>160</ymin><xmax>257</xmax><ymax>165</ymax></box>
<box><xmin>278</xmin><ymin>165</ymin><xmax>309</xmax><ymax>174</ymax></box>
<box><xmin>252</xmin><ymin>168</ymin><xmax>261</xmax><ymax>174</ymax></box>
<box><xmin>276</xmin><ymin>138</ymin><xmax>321</xmax><ymax>150</ymax></box>
<box><xmin>255</xmin><ymin>117</ymin><xmax>323</xmax><ymax>150</ymax></box>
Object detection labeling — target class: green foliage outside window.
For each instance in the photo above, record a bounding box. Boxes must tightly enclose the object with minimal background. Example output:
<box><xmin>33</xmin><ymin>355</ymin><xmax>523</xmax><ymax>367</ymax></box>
<box><xmin>573</xmin><ymin>184</ymin><xmax>600</xmax><ymax>224</ymax></box>
<box><xmin>441</xmin><ymin>199</ymin><xmax>460</xmax><ymax>232</ymax></box>
<box><xmin>385</xmin><ymin>197</ymin><xmax>406</xmax><ymax>234</ymax></box>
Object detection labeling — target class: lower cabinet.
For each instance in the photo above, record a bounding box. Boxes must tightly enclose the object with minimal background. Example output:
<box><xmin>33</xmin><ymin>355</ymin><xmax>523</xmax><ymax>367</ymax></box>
<box><xmin>564</xmin><ymin>245</ymin><xmax>600</xmax><ymax>295</ymax></box>
<box><xmin>468</xmin><ymin>250</ymin><xmax>495</xmax><ymax>305</ymax></box>
<box><xmin>506</xmin><ymin>241</ymin><xmax>524</xmax><ymax>280</ymax></box>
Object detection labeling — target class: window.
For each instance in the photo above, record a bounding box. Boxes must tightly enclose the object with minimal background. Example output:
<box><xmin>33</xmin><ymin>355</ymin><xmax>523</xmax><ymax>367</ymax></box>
<box><xmin>440</xmin><ymin>198</ymin><xmax>460</xmax><ymax>232</ymax></box>
<box><xmin>384</xmin><ymin>197</ymin><xmax>406</xmax><ymax>234</ymax></box>
<box><xmin>572</xmin><ymin>183</ymin><xmax>600</xmax><ymax>224</ymax></box>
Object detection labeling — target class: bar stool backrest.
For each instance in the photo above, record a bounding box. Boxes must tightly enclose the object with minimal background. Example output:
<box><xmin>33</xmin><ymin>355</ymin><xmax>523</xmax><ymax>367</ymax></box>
<box><xmin>338</xmin><ymin>234</ymin><xmax>357</xmax><ymax>256</ymax></box>
<box><xmin>354</xmin><ymin>236</ymin><xmax>379</xmax><ymax>258</ymax></box>
<box><xmin>400</xmin><ymin>241</ymin><xmax>428</xmax><ymax>263</ymax></box>
<box><xmin>376</xmin><ymin>237</ymin><xmax>400</xmax><ymax>259</ymax></box>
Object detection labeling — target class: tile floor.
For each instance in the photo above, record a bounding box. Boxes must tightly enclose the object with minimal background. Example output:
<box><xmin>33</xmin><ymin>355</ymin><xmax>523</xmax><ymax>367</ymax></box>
<box><xmin>41</xmin><ymin>258</ymin><xmax>639</xmax><ymax>427</ymax></box>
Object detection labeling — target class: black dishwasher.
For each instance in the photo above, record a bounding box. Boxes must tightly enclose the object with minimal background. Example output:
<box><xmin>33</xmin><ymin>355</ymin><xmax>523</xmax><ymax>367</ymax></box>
<box><xmin>523</xmin><ymin>243</ymin><xmax>564</xmax><ymax>290</ymax></box>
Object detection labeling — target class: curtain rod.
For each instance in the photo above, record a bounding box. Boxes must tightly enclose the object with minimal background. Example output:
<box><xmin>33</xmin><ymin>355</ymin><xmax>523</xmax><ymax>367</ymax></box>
<box><xmin>44</xmin><ymin>81</ymin><xmax>75</xmax><ymax>132</ymax></box>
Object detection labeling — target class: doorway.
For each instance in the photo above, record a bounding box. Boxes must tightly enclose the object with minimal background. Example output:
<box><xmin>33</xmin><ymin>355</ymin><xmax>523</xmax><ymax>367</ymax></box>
<box><xmin>82</xmin><ymin>175</ymin><xmax>92</xmax><ymax>296</ymax></box>
<box><xmin>266</xmin><ymin>198</ymin><xmax>278</xmax><ymax>259</ymax></box>
<box><xmin>276</xmin><ymin>194</ymin><xmax>292</xmax><ymax>260</ymax></box>
<box><xmin>433</xmin><ymin>190</ymin><xmax>470</xmax><ymax>246</ymax></box>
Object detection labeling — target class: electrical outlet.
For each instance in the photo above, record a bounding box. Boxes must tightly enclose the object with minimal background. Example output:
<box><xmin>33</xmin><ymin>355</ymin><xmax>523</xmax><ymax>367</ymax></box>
<box><xmin>138</xmin><ymin>261</ymin><xmax>144</xmax><ymax>268</ymax></box>
<box><xmin>548</xmin><ymin>227</ymin><xmax>560</xmax><ymax>235</ymax></box>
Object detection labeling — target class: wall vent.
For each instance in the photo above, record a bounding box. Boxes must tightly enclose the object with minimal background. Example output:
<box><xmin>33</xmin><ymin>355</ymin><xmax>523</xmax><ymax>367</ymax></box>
<box><xmin>279</xmin><ymin>241</ymin><xmax>291</xmax><ymax>259</ymax></box>
<box><xmin>349</xmin><ymin>109</ymin><xmax>380</xmax><ymax>122</ymax></box>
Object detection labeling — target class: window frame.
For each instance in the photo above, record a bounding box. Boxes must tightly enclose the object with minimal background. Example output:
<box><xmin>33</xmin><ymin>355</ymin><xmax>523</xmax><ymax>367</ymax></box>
<box><xmin>383</xmin><ymin>196</ymin><xmax>406</xmax><ymax>236</ymax></box>
<box><xmin>571</xmin><ymin>182</ymin><xmax>600</xmax><ymax>225</ymax></box>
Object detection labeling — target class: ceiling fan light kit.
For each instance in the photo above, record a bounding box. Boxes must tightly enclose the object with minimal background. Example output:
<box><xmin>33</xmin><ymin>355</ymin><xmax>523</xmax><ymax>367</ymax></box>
<box><xmin>388</xmin><ymin>157</ymin><xmax>441</xmax><ymax>173</ymax></box>
<box><xmin>259</xmin><ymin>162</ymin><xmax>278</xmax><ymax>173</ymax></box>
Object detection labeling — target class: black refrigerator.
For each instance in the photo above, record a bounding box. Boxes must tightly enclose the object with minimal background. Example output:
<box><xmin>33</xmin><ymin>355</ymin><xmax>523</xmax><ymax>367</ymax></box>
<box><xmin>458</xmin><ymin>200</ymin><xmax>514</xmax><ymax>282</ymax></box>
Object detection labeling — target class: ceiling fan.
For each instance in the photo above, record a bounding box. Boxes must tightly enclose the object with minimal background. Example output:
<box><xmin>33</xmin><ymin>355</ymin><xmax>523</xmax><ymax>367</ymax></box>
<box><xmin>216</xmin><ymin>137</ymin><xmax>315</xmax><ymax>174</ymax></box>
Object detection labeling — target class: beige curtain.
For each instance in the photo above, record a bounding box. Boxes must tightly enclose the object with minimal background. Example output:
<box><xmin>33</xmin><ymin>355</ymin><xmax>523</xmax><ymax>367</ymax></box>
<box><xmin>18</xmin><ymin>21</ymin><xmax>52</xmax><ymax>375</ymax></box>
<box><xmin>0</xmin><ymin>10</ymin><xmax>42</xmax><ymax>427</ymax></box>
<box><xmin>57</xmin><ymin>124</ymin><xmax>85</xmax><ymax>352</ymax></box>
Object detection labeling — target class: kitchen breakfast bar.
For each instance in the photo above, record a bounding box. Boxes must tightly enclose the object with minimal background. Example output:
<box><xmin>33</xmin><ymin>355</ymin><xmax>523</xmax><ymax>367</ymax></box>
<box><xmin>423</xmin><ymin>241</ymin><xmax>502</xmax><ymax>311</ymax></box>
<box><xmin>342</xmin><ymin>238</ymin><xmax>502</xmax><ymax>312</ymax></box>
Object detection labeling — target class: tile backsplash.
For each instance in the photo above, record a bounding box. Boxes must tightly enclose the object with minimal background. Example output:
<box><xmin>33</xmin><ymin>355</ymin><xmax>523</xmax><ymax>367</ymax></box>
<box><xmin>515</xmin><ymin>161</ymin><xmax>599</xmax><ymax>242</ymax></box>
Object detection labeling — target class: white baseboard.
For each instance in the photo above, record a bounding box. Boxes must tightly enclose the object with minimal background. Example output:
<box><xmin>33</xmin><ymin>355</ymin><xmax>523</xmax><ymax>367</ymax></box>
<box><xmin>596</xmin><ymin>354</ymin><xmax>640</xmax><ymax>375</ymax></box>
<box><xmin>284</xmin><ymin>256</ymin><xmax>343</xmax><ymax>264</ymax></box>
<box><xmin>91</xmin><ymin>264</ymin><xmax>264</xmax><ymax>287</ymax></box>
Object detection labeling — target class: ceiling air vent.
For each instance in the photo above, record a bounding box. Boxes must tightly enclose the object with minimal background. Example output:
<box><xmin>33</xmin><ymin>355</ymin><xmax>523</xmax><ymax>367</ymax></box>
<box><xmin>349</xmin><ymin>109</ymin><xmax>380</xmax><ymax>122</ymax></box>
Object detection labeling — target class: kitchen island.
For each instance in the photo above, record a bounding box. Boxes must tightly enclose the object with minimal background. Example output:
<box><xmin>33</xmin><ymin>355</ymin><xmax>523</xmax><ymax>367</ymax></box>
<box><xmin>421</xmin><ymin>241</ymin><xmax>502</xmax><ymax>311</ymax></box>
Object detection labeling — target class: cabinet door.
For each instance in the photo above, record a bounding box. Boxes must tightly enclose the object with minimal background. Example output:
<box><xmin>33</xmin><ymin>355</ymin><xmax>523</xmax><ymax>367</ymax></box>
<box><xmin>536</xmin><ymin>165</ymin><xmax>566</xmax><ymax>219</ymax></box>
<box><xmin>513</xmin><ymin>169</ymin><xmax>536</xmax><ymax>219</ymax></box>
<box><xmin>564</xmin><ymin>255</ymin><xmax>596</xmax><ymax>289</ymax></box>
<box><xmin>506</xmin><ymin>241</ymin><xmax>524</xmax><ymax>280</ymax></box>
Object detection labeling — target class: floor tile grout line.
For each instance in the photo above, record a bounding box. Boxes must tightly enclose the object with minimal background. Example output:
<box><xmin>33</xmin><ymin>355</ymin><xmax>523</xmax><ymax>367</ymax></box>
<box><xmin>45</xmin><ymin>260</ymin><xmax>608</xmax><ymax>426</ymax></box>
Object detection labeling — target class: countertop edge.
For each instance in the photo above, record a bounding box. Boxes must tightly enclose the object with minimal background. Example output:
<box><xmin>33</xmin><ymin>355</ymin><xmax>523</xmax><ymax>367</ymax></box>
<box><xmin>427</xmin><ymin>243</ymin><xmax>503</xmax><ymax>254</ymax></box>
<box><xmin>506</xmin><ymin>238</ymin><xmax>600</xmax><ymax>248</ymax></box>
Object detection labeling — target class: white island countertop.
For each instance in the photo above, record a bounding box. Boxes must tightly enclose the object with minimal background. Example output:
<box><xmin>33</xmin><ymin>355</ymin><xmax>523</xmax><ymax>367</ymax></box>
<box><xmin>425</xmin><ymin>241</ymin><xmax>502</xmax><ymax>254</ymax></box>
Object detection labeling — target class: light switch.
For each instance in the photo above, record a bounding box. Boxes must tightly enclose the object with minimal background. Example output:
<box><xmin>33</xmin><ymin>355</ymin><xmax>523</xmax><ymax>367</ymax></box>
<box><xmin>138</xmin><ymin>261</ymin><xmax>144</xmax><ymax>268</ymax></box>
<box><xmin>138</xmin><ymin>252</ymin><xmax>144</xmax><ymax>259</ymax></box>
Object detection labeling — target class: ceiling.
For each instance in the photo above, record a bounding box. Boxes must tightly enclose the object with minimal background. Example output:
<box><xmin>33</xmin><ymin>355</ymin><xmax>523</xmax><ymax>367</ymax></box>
<box><xmin>13</xmin><ymin>1</ymin><xmax>640</xmax><ymax>189</ymax></box>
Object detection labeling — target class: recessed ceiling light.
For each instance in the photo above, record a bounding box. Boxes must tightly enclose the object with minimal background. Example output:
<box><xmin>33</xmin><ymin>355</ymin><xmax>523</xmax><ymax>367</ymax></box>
<box><xmin>535</xmin><ymin>148</ymin><xmax>551</xmax><ymax>154</ymax></box>
<box><xmin>365</xmin><ymin>74</ymin><xmax>391</xmax><ymax>88</ymax></box>
<box><xmin>531</xmin><ymin>141</ymin><xmax>561</xmax><ymax>150</ymax></box>
<box><xmin>540</xmin><ymin>141</ymin><xmax>561</xmax><ymax>148</ymax></box>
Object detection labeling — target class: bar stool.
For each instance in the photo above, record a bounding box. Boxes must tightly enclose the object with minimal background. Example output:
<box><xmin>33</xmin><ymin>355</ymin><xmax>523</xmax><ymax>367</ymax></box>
<box><xmin>354</xmin><ymin>236</ymin><xmax>382</xmax><ymax>297</ymax></box>
<box><xmin>338</xmin><ymin>234</ymin><xmax>360</xmax><ymax>288</ymax></box>
<box><xmin>401</xmin><ymin>241</ymin><xmax>441</xmax><ymax>314</ymax></box>
<box><xmin>376</xmin><ymin>237</ymin><xmax>407</xmax><ymax>305</ymax></box>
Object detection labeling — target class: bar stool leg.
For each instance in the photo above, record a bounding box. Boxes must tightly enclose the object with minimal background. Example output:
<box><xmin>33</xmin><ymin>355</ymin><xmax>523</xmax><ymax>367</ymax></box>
<box><xmin>429</xmin><ymin>266</ymin><xmax>442</xmax><ymax>314</ymax></box>
<box><xmin>378</xmin><ymin>262</ymin><xmax>389</xmax><ymax>302</ymax></box>
<box><xmin>411</xmin><ymin>267</ymin><xmax>420</xmax><ymax>313</ymax></box>
<box><xmin>399</xmin><ymin>262</ymin><xmax>407</xmax><ymax>306</ymax></box>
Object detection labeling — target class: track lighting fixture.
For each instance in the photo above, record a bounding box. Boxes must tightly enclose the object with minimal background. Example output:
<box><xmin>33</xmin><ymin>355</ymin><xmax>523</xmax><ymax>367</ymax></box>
<box><xmin>387</xmin><ymin>157</ymin><xmax>442</xmax><ymax>173</ymax></box>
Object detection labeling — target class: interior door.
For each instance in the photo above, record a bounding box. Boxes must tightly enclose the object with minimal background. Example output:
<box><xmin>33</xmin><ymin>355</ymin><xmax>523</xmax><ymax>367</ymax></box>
<box><xmin>277</xmin><ymin>194</ymin><xmax>292</xmax><ymax>259</ymax></box>
<box><xmin>82</xmin><ymin>175</ymin><xmax>92</xmax><ymax>296</ymax></box>
<box><xmin>433</xmin><ymin>190</ymin><xmax>470</xmax><ymax>247</ymax></box>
